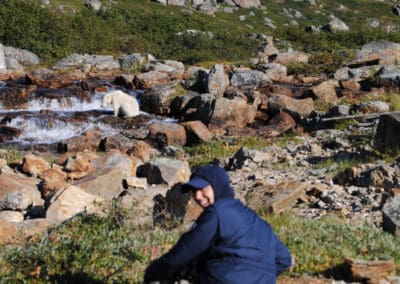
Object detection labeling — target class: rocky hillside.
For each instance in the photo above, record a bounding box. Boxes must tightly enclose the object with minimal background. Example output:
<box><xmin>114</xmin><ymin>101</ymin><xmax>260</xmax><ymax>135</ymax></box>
<box><xmin>1</xmin><ymin>31</ymin><xmax>400</xmax><ymax>281</ymax></box>
<box><xmin>2</xmin><ymin>0</ymin><xmax>400</xmax><ymax>65</ymax></box>
<box><xmin>0</xmin><ymin>0</ymin><xmax>400</xmax><ymax>282</ymax></box>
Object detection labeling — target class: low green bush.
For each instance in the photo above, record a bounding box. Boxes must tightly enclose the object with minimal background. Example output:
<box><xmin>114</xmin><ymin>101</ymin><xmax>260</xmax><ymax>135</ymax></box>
<box><xmin>267</xmin><ymin>213</ymin><xmax>400</xmax><ymax>275</ymax></box>
<box><xmin>0</xmin><ymin>206</ymin><xmax>398</xmax><ymax>282</ymax></box>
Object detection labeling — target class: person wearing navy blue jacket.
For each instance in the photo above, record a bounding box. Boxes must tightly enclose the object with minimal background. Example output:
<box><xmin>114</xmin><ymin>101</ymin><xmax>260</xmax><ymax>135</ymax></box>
<box><xmin>144</xmin><ymin>164</ymin><xmax>292</xmax><ymax>283</ymax></box>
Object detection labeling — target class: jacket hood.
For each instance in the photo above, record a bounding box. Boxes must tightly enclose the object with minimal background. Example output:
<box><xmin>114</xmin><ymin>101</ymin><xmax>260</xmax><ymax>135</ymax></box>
<box><xmin>185</xmin><ymin>165</ymin><xmax>234</xmax><ymax>201</ymax></box>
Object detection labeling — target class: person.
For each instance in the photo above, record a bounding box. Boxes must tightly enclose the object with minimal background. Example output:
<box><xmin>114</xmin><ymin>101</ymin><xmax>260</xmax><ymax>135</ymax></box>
<box><xmin>144</xmin><ymin>164</ymin><xmax>292</xmax><ymax>283</ymax></box>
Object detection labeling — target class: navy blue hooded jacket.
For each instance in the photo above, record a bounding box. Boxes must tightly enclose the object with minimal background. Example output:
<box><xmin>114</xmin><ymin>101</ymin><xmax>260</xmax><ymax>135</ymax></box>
<box><xmin>144</xmin><ymin>165</ymin><xmax>292</xmax><ymax>283</ymax></box>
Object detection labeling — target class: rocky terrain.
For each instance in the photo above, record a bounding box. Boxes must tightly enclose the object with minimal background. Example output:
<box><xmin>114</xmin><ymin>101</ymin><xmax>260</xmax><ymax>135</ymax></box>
<box><xmin>1</xmin><ymin>38</ymin><xmax>400</xmax><ymax>282</ymax></box>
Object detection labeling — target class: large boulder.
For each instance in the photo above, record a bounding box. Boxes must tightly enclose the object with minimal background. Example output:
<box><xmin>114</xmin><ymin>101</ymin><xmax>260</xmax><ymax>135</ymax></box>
<box><xmin>147</xmin><ymin>122</ymin><xmax>187</xmax><ymax>148</ymax></box>
<box><xmin>374</xmin><ymin>113</ymin><xmax>400</xmax><ymax>154</ymax></box>
<box><xmin>0</xmin><ymin>173</ymin><xmax>43</xmax><ymax>211</ymax></box>
<box><xmin>210</xmin><ymin>96</ymin><xmax>252</xmax><ymax>128</ymax></box>
<box><xmin>46</xmin><ymin>185</ymin><xmax>104</xmax><ymax>225</ymax></box>
<box><xmin>139</xmin><ymin>84</ymin><xmax>177</xmax><ymax>115</ymax></box>
<box><xmin>206</xmin><ymin>64</ymin><xmax>229</xmax><ymax>97</ymax></box>
<box><xmin>73</xmin><ymin>151</ymin><xmax>137</xmax><ymax>199</ymax></box>
<box><xmin>245</xmin><ymin>181</ymin><xmax>308</xmax><ymax>213</ymax></box>
<box><xmin>382</xmin><ymin>194</ymin><xmax>400</xmax><ymax>236</ymax></box>
<box><xmin>133</xmin><ymin>71</ymin><xmax>171</xmax><ymax>90</ymax></box>
<box><xmin>180</xmin><ymin>93</ymin><xmax>216</xmax><ymax>125</ymax></box>
<box><xmin>356</xmin><ymin>40</ymin><xmax>400</xmax><ymax>65</ymax></box>
<box><xmin>268</xmin><ymin>94</ymin><xmax>314</xmax><ymax>119</ymax></box>
<box><xmin>230</xmin><ymin>68</ymin><xmax>270</xmax><ymax>88</ymax></box>
<box><xmin>136</xmin><ymin>158</ymin><xmax>191</xmax><ymax>186</ymax></box>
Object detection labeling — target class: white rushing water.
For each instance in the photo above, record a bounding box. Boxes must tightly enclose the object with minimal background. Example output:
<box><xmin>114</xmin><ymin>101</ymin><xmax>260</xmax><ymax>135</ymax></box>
<box><xmin>5</xmin><ymin>116</ymin><xmax>119</xmax><ymax>145</ymax></box>
<box><xmin>0</xmin><ymin>90</ymin><xmax>141</xmax><ymax>144</ymax></box>
<box><xmin>0</xmin><ymin>92</ymin><xmax>112</xmax><ymax>113</ymax></box>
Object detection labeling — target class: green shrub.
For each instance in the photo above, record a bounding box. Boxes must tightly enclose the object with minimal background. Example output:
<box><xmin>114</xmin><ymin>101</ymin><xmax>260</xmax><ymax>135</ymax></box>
<box><xmin>0</xmin><ymin>147</ymin><xmax>24</xmax><ymax>165</ymax></box>
<box><xmin>0</xmin><ymin>202</ymin><xmax>182</xmax><ymax>283</ymax></box>
<box><xmin>266</xmin><ymin>213</ymin><xmax>400</xmax><ymax>275</ymax></box>
<box><xmin>1</xmin><ymin>208</ymin><xmax>398</xmax><ymax>282</ymax></box>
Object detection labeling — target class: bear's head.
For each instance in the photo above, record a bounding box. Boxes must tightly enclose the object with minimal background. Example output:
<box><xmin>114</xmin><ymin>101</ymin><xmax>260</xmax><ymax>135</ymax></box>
<box><xmin>102</xmin><ymin>94</ymin><xmax>112</xmax><ymax>108</ymax></box>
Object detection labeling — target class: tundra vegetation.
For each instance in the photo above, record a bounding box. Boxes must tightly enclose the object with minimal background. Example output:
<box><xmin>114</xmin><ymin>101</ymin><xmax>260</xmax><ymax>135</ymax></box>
<box><xmin>0</xmin><ymin>0</ymin><xmax>400</xmax><ymax>282</ymax></box>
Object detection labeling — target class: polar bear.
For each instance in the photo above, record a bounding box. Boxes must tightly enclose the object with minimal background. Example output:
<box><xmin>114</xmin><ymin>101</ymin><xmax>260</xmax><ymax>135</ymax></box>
<box><xmin>102</xmin><ymin>90</ymin><xmax>140</xmax><ymax>117</ymax></box>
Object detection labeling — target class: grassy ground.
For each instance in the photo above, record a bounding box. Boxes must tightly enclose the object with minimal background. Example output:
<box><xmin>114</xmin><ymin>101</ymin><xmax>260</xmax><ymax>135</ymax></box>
<box><xmin>0</xmin><ymin>203</ymin><xmax>398</xmax><ymax>283</ymax></box>
<box><xmin>2</xmin><ymin>0</ymin><xmax>400</xmax><ymax>67</ymax></box>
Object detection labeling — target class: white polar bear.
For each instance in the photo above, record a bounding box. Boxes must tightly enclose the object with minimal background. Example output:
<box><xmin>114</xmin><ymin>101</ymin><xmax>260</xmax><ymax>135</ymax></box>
<box><xmin>102</xmin><ymin>90</ymin><xmax>140</xmax><ymax>117</ymax></box>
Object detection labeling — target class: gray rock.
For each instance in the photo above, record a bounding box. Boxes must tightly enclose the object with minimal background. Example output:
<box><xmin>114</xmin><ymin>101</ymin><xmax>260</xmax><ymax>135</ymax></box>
<box><xmin>0</xmin><ymin>44</ymin><xmax>6</xmax><ymax>72</ymax></box>
<box><xmin>0</xmin><ymin>210</ymin><xmax>24</xmax><ymax>223</ymax></box>
<box><xmin>47</xmin><ymin>185</ymin><xmax>104</xmax><ymax>225</ymax></box>
<box><xmin>374</xmin><ymin>113</ymin><xmax>400</xmax><ymax>154</ymax></box>
<box><xmin>3</xmin><ymin>45</ymin><xmax>40</xmax><ymax>66</ymax></box>
<box><xmin>84</xmin><ymin>0</ymin><xmax>101</xmax><ymax>10</ymax></box>
<box><xmin>207</xmin><ymin>64</ymin><xmax>228</xmax><ymax>97</ymax></box>
<box><xmin>327</xmin><ymin>16</ymin><xmax>349</xmax><ymax>31</ymax></box>
<box><xmin>230</xmin><ymin>68</ymin><xmax>270</xmax><ymax>87</ymax></box>
<box><xmin>137</xmin><ymin>158</ymin><xmax>190</xmax><ymax>186</ymax></box>
<box><xmin>118</xmin><ymin>53</ymin><xmax>146</xmax><ymax>72</ymax></box>
<box><xmin>382</xmin><ymin>194</ymin><xmax>400</xmax><ymax>236</ymax></box>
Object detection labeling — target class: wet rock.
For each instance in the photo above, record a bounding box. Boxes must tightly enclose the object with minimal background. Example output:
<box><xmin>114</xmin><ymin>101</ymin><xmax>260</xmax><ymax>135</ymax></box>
<box><xmin>58</xmin><ymin>129</ymin><xmax>104</xmax><ymax>153</ymax></box>
<box><xmin>26</xmin><ymin>68</ymin><xmax>86</xmax><ymax>89</ymax></box>
<box><xmin>113</xmin><ymin>74</ymin><xmax>135</xmax><ymax>89</ymax></box>
<box><xmin>0</xmin><ymin>86</ymin><xmax>33</xmax><ymax>109</ymax></box>
<box><xmin>0</xmin><ymin>126</ymin><xmax>22</xmax><ymax>142</ymax></box>
<box><xmin>100</xmin><ymin>134</ymin><xmax>137</xmax><ymax>153</ymax></box>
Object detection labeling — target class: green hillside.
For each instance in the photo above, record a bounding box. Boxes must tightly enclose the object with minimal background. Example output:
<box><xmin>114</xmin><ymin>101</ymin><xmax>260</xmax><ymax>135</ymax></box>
<box><xmin>1</xmin><ymin>0</ymin><xmax>400</xmax><ymax>66</ymax></box>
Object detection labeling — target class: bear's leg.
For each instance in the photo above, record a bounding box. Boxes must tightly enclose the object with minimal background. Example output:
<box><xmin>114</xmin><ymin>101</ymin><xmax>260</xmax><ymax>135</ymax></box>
<box><xmin>113</xmin><ymin>101</ymin><xmax>120</xmax><ymax>117</ymax></box>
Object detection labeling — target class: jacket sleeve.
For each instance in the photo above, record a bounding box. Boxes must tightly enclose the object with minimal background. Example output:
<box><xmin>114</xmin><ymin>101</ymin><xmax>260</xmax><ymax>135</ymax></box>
<box><xmin>274</xmin><ymin>234</ymin><xmax>292</xmax><ymax>275</ymax></box>
<box><xmin>144</xmin><ymin>207</ymin><xmax>218</xmax><ymax>282</ymax></box>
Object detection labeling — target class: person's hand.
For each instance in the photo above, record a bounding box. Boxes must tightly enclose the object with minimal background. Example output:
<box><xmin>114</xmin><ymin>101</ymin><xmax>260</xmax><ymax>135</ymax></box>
<box><xmin>143</xmin><ymin>259</ymin><xmax>168</xmax><ymax>283</ymax></box>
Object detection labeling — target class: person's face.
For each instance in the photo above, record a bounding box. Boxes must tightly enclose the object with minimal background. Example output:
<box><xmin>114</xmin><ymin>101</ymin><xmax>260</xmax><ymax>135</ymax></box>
<box><xmin>194</xmin><ymin>185</ymin><xmax>215</xmax><ymax>208</ymax></box>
